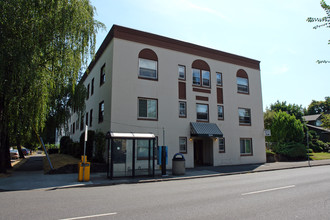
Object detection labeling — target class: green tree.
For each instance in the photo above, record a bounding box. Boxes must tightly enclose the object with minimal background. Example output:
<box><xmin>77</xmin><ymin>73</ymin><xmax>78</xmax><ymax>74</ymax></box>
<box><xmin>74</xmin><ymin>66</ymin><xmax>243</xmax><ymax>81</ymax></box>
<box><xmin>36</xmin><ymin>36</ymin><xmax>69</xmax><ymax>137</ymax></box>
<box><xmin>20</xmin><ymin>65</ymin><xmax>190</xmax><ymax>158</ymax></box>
<box><xmin>270</xmin><ymin>111</ymin><xmax>304</xmax><ymax>143</ymax></box>
<box><xmin>306</xmin><ymin>97</ymin><xmax>330</xmax><ymax>115</ymax></box>
<box><xmin>0</xmin><ymin>0</ymin><xmax>104</xmax><ymax>173</ymax></box>
<box><xmin>321</xmin><ymin>113</ymin><xmax>330</xmax><ymax>128</ymax></box>
<box><xmin>268</xmin><ymin>100</ymin><xmax>304</xmax><ymax>121</ymax></box>
<box><xmin>307</xmin><ymin>0</ymin><xmax>330</xmax><ymax>64</ymax></box>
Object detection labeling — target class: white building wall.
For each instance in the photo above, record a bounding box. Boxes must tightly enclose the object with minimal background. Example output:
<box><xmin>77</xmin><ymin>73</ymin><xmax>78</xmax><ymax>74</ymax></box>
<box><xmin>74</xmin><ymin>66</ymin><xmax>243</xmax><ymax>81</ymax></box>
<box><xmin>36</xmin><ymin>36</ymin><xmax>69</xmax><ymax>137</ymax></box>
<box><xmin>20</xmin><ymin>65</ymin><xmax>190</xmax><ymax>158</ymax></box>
<box><xmin>67</xmin><ymin>32</ymin><xmax>266</xmax><ymax>168</ymax></box>
<box><xmin>69</xmin><ymin>40</ymin><xmax>114</xmax><ymax>141</ymax></box>
<box><xmin>109</xmin><ymin>38</ymin><xmax>265</xmax><ymax>168</ymax></box>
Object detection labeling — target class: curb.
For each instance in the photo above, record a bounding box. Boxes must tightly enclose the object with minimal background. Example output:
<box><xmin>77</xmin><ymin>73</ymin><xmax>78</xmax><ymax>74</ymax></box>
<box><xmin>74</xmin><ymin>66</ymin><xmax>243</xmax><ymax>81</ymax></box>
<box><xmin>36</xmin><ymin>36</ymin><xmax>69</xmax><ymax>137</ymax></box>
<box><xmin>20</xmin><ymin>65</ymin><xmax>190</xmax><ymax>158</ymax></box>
<box><xmin>52</xmin><ymin>162</ymin><xmax>330</xmax><ymax>190</ymax></box>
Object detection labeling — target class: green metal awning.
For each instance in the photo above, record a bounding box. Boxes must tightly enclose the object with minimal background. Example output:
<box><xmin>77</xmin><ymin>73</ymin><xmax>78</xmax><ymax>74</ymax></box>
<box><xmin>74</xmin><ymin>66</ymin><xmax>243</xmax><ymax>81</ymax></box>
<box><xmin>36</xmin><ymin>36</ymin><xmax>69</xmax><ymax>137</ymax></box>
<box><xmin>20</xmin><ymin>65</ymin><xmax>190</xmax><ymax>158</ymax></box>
<box><xmin>190</xmin><ymin>122</ymin><xmax>223</xmax><ymax>138</ymax></box>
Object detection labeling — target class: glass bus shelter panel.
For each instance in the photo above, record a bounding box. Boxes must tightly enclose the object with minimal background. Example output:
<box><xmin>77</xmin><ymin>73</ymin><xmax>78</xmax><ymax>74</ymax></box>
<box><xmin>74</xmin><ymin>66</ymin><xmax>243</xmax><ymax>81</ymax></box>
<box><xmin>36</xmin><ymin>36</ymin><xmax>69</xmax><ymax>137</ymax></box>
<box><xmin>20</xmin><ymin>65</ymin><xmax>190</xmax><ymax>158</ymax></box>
<box><xmin>112</xmin><ymin>139</ymin><xmax>133</xmax><ymax>177</ymax></box>
<box><xmin>134</xmin><ymin>139</ymin><xmax>154</xmax><ymax>176</ymax></box>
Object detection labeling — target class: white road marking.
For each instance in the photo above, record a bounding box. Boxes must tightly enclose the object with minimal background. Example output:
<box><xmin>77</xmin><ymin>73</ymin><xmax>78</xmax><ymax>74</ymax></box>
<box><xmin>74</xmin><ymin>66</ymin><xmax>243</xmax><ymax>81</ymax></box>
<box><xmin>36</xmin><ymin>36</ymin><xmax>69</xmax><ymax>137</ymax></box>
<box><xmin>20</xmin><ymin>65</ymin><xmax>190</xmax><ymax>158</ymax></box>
<box><xmin>241</xmin><ymin>185</ymin><xmax>295</xmax><ymax>196</ymax></box>
<box><xmin>59</xmin><ymin>212</ymin><xmax>117</xmax><ymax>220</ymax></box>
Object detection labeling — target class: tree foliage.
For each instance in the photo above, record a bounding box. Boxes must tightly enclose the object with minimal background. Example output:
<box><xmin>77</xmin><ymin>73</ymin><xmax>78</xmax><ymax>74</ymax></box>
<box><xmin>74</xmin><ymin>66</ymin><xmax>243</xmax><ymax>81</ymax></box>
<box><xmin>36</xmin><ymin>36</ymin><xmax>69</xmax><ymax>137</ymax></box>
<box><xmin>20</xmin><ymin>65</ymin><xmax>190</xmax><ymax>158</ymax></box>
<box><xmin>307</xmin><ymin>0</ymin><xmax>330</xmax><ymax>64</ymax></box>
<box><xmin>306</xmin><ymin>97</ymin><xmax>330</xmax><ymax>115</ymax></box>
<box><xmin>321</xmin><ymin>113</ymin><xmax>330</xmax><ymax>128</ymax></box>
<box><xmin>269</xmin><ymin>111</ymin><xmax>304</xmax><ymax>143</ymax></box>
<box><xmin>0</xmin><ymin>0</ymin><xmax>104</xmax><ymax>173</ymax></box>
<box><xmin>268</xmin><ymin>100</ymin><xmax>304</xmax><ymax>121</ymax></box>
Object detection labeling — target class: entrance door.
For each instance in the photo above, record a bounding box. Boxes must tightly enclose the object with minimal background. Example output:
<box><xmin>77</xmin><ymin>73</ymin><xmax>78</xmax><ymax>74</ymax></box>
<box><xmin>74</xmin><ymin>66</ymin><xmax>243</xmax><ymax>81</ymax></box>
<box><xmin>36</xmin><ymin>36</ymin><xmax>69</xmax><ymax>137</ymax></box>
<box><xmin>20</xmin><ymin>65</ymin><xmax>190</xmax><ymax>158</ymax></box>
<box><xmin>194</xmin><ymin>140</ymin><xmax>204</xmax><ymax>166</ymax></box>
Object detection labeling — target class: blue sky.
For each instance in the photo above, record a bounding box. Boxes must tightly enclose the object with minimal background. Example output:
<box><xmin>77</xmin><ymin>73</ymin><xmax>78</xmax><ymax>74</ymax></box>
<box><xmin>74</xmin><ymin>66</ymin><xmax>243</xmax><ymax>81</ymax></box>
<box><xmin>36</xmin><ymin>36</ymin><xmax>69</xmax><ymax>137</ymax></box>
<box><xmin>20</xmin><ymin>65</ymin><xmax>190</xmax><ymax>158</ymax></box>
<box><xmin>90</xmin><ymin>0</ymin><xmax>329</xmax><ymax>110</ymax></box>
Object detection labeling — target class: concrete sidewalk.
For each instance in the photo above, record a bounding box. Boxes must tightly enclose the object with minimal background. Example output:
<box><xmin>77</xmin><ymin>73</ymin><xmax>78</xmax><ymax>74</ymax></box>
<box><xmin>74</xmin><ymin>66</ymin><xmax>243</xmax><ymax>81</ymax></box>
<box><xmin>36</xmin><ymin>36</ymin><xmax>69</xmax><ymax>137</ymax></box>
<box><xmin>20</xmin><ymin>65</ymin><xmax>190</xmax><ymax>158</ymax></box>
<box><xmin>1</xmin><ymin>159</ymin><xmax>330</xmax><ymax>191</ymax></box>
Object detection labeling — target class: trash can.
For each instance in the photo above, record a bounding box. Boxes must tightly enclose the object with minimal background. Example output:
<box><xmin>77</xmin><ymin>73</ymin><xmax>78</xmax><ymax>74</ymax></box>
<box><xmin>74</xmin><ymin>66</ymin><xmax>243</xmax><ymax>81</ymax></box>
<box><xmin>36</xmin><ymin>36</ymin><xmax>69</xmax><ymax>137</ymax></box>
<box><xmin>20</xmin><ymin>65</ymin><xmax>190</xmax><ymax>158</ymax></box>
<box><xmin>172</xmin><ymin>153</ymin><xmax>185</xmax><ymax>175</ymax></box>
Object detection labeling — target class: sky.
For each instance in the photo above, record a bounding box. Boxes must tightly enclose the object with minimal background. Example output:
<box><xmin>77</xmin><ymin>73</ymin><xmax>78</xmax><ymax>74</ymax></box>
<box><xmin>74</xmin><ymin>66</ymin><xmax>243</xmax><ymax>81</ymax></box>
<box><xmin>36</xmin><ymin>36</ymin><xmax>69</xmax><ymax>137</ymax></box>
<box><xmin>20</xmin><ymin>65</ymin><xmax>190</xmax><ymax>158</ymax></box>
<box><xmin>90</xmin><ymin>0</ymin><xmax>329</xmax><ymax>110</ymax></box>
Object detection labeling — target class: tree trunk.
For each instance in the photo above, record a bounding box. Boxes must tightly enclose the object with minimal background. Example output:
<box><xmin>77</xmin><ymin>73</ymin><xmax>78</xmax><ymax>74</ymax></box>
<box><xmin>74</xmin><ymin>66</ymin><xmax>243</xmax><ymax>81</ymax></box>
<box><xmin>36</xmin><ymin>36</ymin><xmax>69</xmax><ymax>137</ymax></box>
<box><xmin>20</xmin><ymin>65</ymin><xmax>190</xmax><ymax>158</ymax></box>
<box><xmin>0</xmin><ymin>126</ymin><xmax>12</xmax><ymax>173</ymax></box>
<box><xmin>0</xmin><ymin>102</ymin><xmax>12</xmax><ymax>173</ymax></box>
<box><xmin>17</xmin><ymin>138</ymin><xmax>24</xmax><ymax>159</ymax></box>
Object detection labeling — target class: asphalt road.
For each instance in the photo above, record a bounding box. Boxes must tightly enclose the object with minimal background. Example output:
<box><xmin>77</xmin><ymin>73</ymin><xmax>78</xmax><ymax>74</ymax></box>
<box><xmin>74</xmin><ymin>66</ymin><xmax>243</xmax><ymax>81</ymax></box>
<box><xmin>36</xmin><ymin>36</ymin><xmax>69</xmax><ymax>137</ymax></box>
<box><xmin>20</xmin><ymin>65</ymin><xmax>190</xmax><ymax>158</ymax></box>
<box><xmin>1</xmin><ymin>165</ymin><xmax>330</xmax><ymax>220</ymax></box>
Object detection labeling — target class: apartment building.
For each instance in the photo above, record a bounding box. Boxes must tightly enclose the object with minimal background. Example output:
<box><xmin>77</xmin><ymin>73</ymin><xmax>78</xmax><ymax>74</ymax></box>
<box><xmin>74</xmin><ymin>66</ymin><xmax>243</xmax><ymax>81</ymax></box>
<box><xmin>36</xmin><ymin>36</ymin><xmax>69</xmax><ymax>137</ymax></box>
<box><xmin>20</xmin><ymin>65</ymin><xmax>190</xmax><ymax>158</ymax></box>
<box><xmin>68</xmin><ymin>25</ymin><xmax>266</xmax><ymax>168</ymax></box>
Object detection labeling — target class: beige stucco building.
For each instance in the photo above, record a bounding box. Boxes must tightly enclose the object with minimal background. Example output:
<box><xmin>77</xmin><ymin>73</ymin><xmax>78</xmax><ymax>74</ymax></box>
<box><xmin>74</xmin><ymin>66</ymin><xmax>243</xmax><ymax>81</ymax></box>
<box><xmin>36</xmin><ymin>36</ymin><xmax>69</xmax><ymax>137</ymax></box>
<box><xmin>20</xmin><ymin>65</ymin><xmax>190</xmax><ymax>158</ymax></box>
<box><xmin>68</xmin><ymin>25</ymin><xmax>266</xmax><ymax>169</ymax></box>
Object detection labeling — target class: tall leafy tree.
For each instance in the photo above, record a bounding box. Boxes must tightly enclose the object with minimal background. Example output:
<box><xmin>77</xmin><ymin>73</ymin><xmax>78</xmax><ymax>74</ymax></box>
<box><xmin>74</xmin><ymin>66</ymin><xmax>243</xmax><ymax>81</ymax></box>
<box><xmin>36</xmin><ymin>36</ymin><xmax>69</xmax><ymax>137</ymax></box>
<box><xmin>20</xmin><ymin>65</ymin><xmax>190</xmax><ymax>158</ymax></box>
<box><xmin>321</xmin><ymin>113</ymin><xmax>330</xmax><ymax>128</ymax></box>
<box><xmin>0</xmin><ymin>0</ymin><xmax>104</xmax><ymax>173</ymax></box>
<box><xmin>306</xmin><ymin>97</ymin><xmax>330</xmax><ymax>115</ymax></box>
<box><xmin>269</xmin><ymin>111</ymin><xmax>304</xmax><ymax>143</ymax></box>
<box><xmin>268</xmin><ymin>100</ymin><xmax>304</xmax><ymax>121</ymax></box>
<box><xmin>307</xmin><ymin>0</ymin><xmax>330</xmax><ymax>64</ymax></box>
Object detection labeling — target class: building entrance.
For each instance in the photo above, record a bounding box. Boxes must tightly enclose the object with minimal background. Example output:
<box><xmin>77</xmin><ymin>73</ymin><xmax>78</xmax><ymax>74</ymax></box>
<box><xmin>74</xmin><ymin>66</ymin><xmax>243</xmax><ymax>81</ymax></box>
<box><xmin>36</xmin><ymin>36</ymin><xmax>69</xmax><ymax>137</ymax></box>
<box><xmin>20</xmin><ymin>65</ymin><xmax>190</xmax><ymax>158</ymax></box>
<box><xmin>193</xmin><ymin>139</ymin><xmax>213</xmax><ymax>167</ymax></box>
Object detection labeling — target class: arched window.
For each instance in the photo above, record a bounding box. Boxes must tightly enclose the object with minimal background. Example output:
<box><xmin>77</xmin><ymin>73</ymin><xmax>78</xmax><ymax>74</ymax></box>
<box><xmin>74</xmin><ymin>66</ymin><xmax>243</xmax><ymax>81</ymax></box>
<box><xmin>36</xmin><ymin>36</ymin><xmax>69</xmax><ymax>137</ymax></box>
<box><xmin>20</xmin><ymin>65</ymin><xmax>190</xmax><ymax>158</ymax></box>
<box><xmin>236</xmin><ymin>69</ymin><xmax>249</xmax><ymax>94</ymax></box>
<box><xmin>138</xmin><ymin>49</ymin><xmax>158</xmax><ymax>80</ymax></box>
<box><xmin>192</xmin><ymin>59</ymin><xmax>210</xmax><ymax>87</ymax></box>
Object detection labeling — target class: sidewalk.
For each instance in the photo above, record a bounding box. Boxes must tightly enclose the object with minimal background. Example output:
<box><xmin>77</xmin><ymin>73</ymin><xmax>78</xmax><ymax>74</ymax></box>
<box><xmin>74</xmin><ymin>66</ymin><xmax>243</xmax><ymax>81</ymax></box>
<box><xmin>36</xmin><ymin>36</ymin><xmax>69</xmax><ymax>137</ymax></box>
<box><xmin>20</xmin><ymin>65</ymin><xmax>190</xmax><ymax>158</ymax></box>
<box><xmin>1</xmin><ymin>159</ymin><xmax>330</xmax><ymax>191</ymax></box>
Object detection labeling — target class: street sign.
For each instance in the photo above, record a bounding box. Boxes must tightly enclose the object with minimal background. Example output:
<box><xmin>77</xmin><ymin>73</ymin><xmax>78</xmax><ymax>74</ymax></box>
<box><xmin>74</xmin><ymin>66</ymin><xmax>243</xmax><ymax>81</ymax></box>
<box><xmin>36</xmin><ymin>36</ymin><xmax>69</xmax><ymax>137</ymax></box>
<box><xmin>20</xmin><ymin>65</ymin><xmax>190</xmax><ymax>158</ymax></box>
<box><xmin>264</xmin><ymin>129</ymin><xmax>271</xmax><ymax>136</ymax></box>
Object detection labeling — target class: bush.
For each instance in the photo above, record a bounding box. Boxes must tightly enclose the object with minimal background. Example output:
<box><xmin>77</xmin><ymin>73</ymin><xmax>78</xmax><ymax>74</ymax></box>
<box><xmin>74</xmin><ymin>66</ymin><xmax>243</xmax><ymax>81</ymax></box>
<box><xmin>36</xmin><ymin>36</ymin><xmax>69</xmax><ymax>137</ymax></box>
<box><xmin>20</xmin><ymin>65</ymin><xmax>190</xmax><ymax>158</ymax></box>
<box><xmin>60</xmin><ymin>136</ymin><xmax>72</xmax><ymax>154</ymax></box>
<box><xmin>272</xmin><ymin>142</ymin><xmax>306</xmax><ymax>159</ymax></box>
<box><xmin>94</xmin><ymin>131</ymin><xmax>106</xmax><ymax>163</ymax></box>
<box><xmin>48</xmin><ymin>148</ymin><xmax>59</xmax><ymax>154</ymax></box>
<box><xmin>69</xmin><ymin>142</ymin><xmax>81</xmax><ymax>158</ymax></box>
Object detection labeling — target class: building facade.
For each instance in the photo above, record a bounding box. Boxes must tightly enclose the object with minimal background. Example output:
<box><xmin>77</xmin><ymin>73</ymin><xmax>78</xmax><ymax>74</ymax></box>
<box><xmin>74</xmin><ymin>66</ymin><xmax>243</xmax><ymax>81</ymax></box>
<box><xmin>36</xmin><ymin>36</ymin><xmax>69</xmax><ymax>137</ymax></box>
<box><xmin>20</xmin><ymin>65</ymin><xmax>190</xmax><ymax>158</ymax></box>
<box><xmin>67</xmin><ymin>25</ymin><xmax>266</xmax><ymax>168</ymax></box>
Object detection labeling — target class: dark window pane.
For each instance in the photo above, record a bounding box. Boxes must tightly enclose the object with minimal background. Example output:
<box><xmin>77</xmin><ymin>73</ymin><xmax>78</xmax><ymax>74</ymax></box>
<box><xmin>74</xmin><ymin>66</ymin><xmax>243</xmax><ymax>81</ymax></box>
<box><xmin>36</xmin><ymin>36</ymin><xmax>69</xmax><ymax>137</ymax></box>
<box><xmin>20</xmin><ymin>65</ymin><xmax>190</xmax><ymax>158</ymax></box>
<box><xmin>193</xmin><ymin>69</ymin><xmax>201</xmax><ymax>85</ymax></box>
<box><xmin>139</xmin><ymin>99</ymin><xmax>148</xmax><ymax>117</ymax></box>
<box><xmin>202</xmin><ymin>70</ymin><xmax>210</xmax><ymax>87</ymax></box>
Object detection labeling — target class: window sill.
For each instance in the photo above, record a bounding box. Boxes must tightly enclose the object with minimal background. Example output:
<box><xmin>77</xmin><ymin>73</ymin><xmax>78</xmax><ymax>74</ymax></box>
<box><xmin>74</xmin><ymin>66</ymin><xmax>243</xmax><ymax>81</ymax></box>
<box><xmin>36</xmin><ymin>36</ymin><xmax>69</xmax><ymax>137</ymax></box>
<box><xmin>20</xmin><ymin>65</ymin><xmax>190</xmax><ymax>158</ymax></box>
<box><xmin>138</xmin><ymin>118</ymin><xmax>158</xmax><ymax>121</ymax></box>
<box><xmin>197</xmin><ymin>119</ymin><xmax>209</xmax><ymax>123</ymax></box>
<box><xmin>240</xmin><ymin>154</ymin><xmax>253</xmax><ymax>156</ymax></box>
<box><xmin>138</xmin><ymin>76</ymin><xmax>158</xmax><ymax>81</ymax></box>
<box><xmin>239</xmin><ymin>123</ymin><xmax>251</xmax><ymax>126</ymax></box>
<box><xmin>237</xmin><ymin>91</ymin><xmax>249</xmax><ymax>95</ymax></box>
<box><xmin>219</xmin><ymin>151</ymin><xmax>225</xmax><ymax>153</ymax></box>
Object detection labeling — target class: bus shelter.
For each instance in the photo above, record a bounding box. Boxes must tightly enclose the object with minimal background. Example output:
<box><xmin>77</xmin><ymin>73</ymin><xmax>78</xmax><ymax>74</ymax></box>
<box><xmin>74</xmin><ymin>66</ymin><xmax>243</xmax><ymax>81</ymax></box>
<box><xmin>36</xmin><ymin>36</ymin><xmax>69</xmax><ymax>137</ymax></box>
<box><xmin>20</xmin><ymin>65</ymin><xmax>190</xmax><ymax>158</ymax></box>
<box><xmin>106</xmin><ymin>132</ymin><xmax>156</xmax><ymax>179</ymax></box>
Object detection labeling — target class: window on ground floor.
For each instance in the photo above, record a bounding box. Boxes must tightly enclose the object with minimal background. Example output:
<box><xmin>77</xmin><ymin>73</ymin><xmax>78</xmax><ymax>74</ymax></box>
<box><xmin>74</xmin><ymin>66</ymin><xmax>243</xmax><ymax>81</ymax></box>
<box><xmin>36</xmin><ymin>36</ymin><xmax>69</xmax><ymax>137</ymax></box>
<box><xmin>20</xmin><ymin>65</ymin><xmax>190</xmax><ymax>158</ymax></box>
<box><xmin>240</xmin><ymin>138</ymin><xmax>252</xmax><ymax>156</ymax></box>
<box><xmin>179</xmin><ymin>137</ymin><xmax>187</xmax><ymax>153</ymax></box>
<box><xmin>219</xmin><ymin>138</ymin><xmax>225</xmax><ymax>153</ymax></box>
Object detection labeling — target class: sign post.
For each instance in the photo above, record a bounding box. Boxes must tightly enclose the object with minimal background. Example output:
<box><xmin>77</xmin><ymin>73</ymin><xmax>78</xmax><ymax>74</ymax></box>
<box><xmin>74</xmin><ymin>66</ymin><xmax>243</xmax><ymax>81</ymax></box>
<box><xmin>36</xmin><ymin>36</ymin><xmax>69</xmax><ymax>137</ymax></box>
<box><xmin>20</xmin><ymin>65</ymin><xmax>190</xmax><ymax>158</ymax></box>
<box><xmin>82</xmin><ymin>125</ymin><xmax>88</xmax><ymax>182</ymax></box>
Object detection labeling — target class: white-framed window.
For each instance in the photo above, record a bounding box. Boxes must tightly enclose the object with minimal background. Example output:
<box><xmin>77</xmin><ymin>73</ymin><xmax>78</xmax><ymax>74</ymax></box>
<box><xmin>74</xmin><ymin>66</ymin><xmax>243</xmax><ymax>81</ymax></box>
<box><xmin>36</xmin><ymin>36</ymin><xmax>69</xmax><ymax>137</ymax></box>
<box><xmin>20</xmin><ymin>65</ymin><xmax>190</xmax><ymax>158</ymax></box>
<box><xmin>178</xmin><ymin>65</ymin><xmax>186</xmax><ymax>80</ymax></box>
<box><xmin>192</xmin><ymin>69</ymin><xmax>210</xmax><ymax>87</ymax></box>
<box><xmin>138</xmin><ymin>98</ymin><xmax>158</xmax><ymax>120</ymax></box>
<box><xmin>240</xmin><ymin>138</ymin><xmax>252</xmax><ymax>155</ymax></box>
<box><xmin>139</xmin><ymin>58</ymin><xmax>158</xmax><ymax>79</ymax></box>
<box><xmin>218</xmin><ymin>105</ymin><xmax>224</xmax><ymax>120</ymax></box>
<box><xmin>99</xmin><ymin>101</ymin><xmax>104</xmax><ymax>123</ymax></box>
<box><xmin>87</xmin><ymin>84</ymin><xmax>90</xmax><ymax>99</ymax></box>
<box><xmin>179</xmin><ymin>137</ymin><xmax>187</xmax><ymax>153</ymax></box>
<box><xmin>238</xmin><ymin>108</ymin><xmax>251</xmax><ymax>125</ymax></box>
<box><xmin>100</xmin><ymin>64</ymin><xmax>105</xmax><ymax>86</ymax></box>
<box><xmin>219</xmin><ymin>138</ymin><xmax>225</xmax><ymax>153</ymax></box>
<box><xmin>237</xmin><ymin>77</ymin><xmax>249</xmax><ymax>93</ymax></box>
<box><xmin>196</xmin><ymin>104</ymin><xmax>208</xmax><ymax>121</ymax></box>
<box><xmin>216</xmin><ymin>72</ymin><xmax>222</xmax><ymax>86</ymax></box>
<box><xmin>179</xmin><ymin>101</ymin><xmax>186</xmax><ymax>118</ymax></box>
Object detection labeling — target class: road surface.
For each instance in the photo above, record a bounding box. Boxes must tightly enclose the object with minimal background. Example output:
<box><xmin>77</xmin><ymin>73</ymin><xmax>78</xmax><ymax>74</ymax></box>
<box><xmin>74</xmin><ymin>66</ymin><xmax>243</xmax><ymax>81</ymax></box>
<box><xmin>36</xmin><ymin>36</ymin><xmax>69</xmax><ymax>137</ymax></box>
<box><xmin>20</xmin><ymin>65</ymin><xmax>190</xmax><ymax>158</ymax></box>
<box><xmin>1</xmin><ymin>165</ymin><xmax>329</xmax><ymax>220</ymax></box>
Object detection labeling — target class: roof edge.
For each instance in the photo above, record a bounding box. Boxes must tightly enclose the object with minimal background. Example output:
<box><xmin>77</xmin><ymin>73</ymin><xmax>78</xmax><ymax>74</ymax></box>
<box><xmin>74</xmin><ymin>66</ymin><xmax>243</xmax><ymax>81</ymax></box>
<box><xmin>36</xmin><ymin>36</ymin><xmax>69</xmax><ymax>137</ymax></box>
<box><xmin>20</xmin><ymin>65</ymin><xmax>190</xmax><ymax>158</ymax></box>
<box><xmin>81</xmin><ymin>25</ymin><xmax>260</xmax><ymax>82</ymax></box>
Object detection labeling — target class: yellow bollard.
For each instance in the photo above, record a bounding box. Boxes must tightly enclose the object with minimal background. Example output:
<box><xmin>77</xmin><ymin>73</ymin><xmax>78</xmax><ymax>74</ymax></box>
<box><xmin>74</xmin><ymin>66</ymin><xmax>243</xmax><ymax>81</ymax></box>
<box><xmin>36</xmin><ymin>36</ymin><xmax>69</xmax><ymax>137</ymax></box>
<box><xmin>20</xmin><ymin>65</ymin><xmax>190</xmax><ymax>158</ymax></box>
<box><xmin>78</xmin><ymin>156</ymin><xmax>90</xmax><ymax>182</ymax></box>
